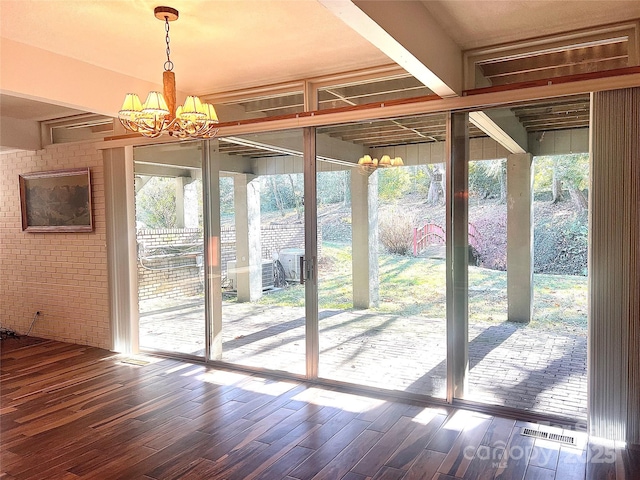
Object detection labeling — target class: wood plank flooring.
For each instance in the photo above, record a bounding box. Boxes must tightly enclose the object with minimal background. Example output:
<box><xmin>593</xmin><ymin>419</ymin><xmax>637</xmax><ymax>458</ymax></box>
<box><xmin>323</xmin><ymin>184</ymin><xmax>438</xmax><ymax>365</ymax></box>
<box><xmin>1</xmin><ymin>338</ymin><xmax>638</xmax><ymax>480</ymax></box>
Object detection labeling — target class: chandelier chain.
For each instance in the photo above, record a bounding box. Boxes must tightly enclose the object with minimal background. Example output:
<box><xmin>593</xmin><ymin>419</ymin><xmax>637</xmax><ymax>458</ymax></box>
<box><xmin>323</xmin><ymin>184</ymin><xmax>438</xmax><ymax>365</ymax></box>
<box><xmin>164</xmin><ymin>16</ymin><xmax>174</xmax><ymax>71</ymax></box>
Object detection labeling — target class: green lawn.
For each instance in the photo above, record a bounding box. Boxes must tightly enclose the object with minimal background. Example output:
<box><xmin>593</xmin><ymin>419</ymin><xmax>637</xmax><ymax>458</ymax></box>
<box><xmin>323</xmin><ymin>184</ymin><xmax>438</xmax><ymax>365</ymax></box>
<box><xmin>257</xmin><ymin>241</ymin><xmax>588</xmax><ymax>332</ymax></box>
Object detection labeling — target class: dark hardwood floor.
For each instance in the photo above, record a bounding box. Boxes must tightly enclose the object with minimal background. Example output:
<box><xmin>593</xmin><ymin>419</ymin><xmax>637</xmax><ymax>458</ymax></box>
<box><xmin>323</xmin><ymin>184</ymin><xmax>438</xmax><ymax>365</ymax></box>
<box><xmin>1</xmin><ymin>337</ymin><xmax>638</xmax><ymax>479</ymax></box>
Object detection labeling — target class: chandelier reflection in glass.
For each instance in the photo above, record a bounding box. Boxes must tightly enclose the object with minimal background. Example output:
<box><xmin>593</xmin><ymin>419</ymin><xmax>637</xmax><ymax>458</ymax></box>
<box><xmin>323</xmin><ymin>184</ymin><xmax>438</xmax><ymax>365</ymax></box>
<box><xmin>118</xmin><ymin>6</ymin><xmax>219</xmax><ymax>139</ymax></box>
<box><xmin>357</xmin><ymin>154</ymin><xmax>404</xmax><ymax>172</ymax></box>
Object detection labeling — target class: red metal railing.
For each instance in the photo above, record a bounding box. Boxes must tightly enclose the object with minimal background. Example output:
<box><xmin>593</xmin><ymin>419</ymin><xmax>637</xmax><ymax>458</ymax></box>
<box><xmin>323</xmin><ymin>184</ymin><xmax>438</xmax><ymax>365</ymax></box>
<box><xmin>413</xmin><ymin>223</ymin><xmax>480</xmax><ymax>256</ymax></box>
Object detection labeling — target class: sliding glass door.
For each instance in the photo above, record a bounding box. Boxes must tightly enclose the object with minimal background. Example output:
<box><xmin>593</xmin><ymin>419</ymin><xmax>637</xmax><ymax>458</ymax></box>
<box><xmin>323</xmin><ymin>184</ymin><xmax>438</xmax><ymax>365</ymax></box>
<box><xmin>213</xmin><ymin>130</ymin><xmax>307</xmax><ymax>375</ymax></box>
<box><xmin>315</xmin><ymin>116</ymin><xmax>448</xmax><ymax>398</ymax></box>
<box><xmin>135</xmin><ymin>142</ymin><xmax>206</xmax><ymax>358</ymax></box>
<box><xmin>133</xmin><ymin>97</ymin><xmax>588</xmax><ymax>422</ymax></box>
<box><xmin>459</xmin><ymin>104</ymin><xmax>588</xmax><ymax>421</ymax></box>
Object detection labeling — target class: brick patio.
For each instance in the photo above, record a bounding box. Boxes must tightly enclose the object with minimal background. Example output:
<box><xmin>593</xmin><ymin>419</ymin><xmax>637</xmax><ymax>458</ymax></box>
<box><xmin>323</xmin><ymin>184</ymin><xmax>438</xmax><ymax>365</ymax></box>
<box><xmin>140</xmin><ymin>300</ymin><xmax>587</xmax><ymax>421</ymax></box>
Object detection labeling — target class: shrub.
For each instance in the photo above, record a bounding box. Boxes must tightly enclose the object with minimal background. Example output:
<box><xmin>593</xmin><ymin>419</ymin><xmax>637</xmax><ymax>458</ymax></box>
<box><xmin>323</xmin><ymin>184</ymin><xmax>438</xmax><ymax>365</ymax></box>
<box><xmin>473</xmin><ymin>206</ymin><xmax>507</xmax><ymax>271</ymax></box>
<box><xmin>533</xmin><ymin>204</ymin><xmax>587</xmax><ymax>275</ymax></box>
<box><xmin>379</xmin><ymin>208</ymin><xmax>414</xmax><ymax>255</ymax></box>
<box><xmin>378</xmin><ymin>168</ymin><xmax>412</xmax><ymax>201</ymax></box>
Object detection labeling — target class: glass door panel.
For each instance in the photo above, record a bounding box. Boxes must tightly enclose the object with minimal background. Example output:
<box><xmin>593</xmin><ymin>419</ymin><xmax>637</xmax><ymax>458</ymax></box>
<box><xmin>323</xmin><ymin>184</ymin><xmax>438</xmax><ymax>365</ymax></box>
<box><xmin>316</xmin><ymin>116</ymin><xmax>447</xmax><ymax>398</ymax></box>
<box><xmin>216</xmin><ymin>130</ymin><xmax>306</xmax><ymax>375</ymax></box>
<box><xmin>135</xmin><ymin>142</ymin><xmax>206</xmax><ymax>357</ymax></box>
<box><xmin>466</xmin><ymin>157</ymin><xmax>510</xmax><ymax>406</ymax></box>
<box><xmin>461</xmin><ymin>104</ymin><xmax>588</xmax><ymax>421</ymax></box>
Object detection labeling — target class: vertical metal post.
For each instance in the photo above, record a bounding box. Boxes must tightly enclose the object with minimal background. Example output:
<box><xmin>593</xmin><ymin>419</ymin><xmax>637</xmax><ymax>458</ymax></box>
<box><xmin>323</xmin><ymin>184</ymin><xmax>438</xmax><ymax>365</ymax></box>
<box><xmin>202</xmin><ymin>139</ymin><xmax>223</xmax><ymax>361</ymax></box>
<box><xmin>446</xmin><ymin>111</ymin><xmax>469</xmax><ymax>402</ymax></box>
<box><xmin>304</xmin><ymin>126</ymin><xmax>319</xmax><ymax>379</ymax></box>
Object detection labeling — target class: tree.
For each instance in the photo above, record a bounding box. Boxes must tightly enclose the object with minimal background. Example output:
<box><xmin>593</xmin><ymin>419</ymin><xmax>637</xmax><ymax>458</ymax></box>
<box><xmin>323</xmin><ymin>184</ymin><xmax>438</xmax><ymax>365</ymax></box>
<box><xmin>317</xmin><ymin>170</ymin><xmax>350</xmax><ymax>206</ymax></box>
<box><xmin>551</xmin><ymin>157</ymin><xmax>564</xmax><ymax>203</ymax></box>
<box><xmin>534</xmin><ymin>154</ymin><xmax>589</xmax><ymax>213</ymax></box>
<box><xmin>425</xmin><ymin>164</ymin><xmax>445</xmax><ymax>205</ymax></box>
<box><xmin>287</xmin><ymin>174</ymin><xmax>303</xmax><ymax>220</ymax></box>
<box><xmin>468</xmin><ymin>159</ymin><xmax>506</xmax><ymax>202</ymax></box>
<box><xmin>136</xmin><ymin>177</ymin><xmax>177</xmax><ymax>228</ymax></box>
<box><xmin>378</xmin><ymin>167</ymin><xmax>412</xmax><ymax>201</ymax></box>
<box><xmin>270</xmin><ymin>176</ymin><xmax>286</xmax><ymax>216</ymax></box>
<box><xmin>219</xmin><ymin>177</ymin><xmax>234</xmax><ymax>215</ymax></box>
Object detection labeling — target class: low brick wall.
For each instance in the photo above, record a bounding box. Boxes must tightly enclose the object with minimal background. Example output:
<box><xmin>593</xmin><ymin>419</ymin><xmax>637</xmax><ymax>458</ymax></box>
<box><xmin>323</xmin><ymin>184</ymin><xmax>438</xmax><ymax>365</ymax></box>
<box><xmin>137</xmin><ymin>229</ymin><xmax>203</xmax><ymax>302</ymax></box>
<box><xmin>137</xmin><ymin>224</ymin><xmax>319</xmax><ymax>301</ymax></box>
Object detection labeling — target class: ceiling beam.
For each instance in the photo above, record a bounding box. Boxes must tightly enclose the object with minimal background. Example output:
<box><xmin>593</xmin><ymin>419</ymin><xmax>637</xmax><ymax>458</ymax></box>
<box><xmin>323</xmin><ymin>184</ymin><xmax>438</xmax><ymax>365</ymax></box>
<box><xmin>317</xmin><ymin>0</ymin><xmax>461</xmax><ymax>97</ymax></box>
<box><xmin>0</xmin><ymin>38</ymin><xmax>176</xmax><ymax>118</ymax></box>
<box><xmin>0</xmin><ymin>118</ymin><xmax>41</xmax><ymax>151</ymax></box>
<box><xmin>223</xmin><ymin>130</ymin><xmax>365</xmax><ymax>165</ymax></box>
<box><xmin>469</xmin><ymin>109</ymin><xmax>528</xmax><ymax>154</ymax></box>
<box><xmin>133</xmin><ymin>164</ymin><xmax>193</xmax><ymax>178</ymax></box>
<box><xmin>134</xmin><ymin>144</ymin><xmax>255</xmax><ymax>176</ymax></box>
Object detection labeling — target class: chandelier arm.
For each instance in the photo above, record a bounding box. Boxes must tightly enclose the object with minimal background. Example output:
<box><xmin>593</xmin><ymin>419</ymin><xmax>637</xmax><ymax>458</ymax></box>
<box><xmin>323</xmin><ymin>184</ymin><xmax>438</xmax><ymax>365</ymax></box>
<box><xmin>118</xmin><ymin>118</ymin><xmax>139</xmax><ymax>133</ymax></box>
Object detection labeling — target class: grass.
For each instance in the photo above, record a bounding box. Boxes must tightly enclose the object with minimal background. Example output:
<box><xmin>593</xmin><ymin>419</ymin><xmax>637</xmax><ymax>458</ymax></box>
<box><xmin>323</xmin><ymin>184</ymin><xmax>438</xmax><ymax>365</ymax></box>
<box><xmin>257</xmin><ymin>241</ymin><xmax>588</xmax><ymax>333</ymax></box>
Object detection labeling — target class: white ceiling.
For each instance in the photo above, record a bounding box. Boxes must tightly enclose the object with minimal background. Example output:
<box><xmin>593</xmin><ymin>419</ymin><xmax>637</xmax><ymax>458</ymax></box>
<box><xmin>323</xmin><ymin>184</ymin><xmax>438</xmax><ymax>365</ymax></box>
<box><xmin>1</xmin><ymin>0</ymin><xmax>639</xmax><ymax>130</ymax></box>
<box><xmin>0</xmin><ymin>0</ymin><xmax>390</xmax><ymax>96</ymax></box>
<box><xmin>421</xmin><ymin>0</ymin><xmax>640</xmax><ymax>50</ymax></box>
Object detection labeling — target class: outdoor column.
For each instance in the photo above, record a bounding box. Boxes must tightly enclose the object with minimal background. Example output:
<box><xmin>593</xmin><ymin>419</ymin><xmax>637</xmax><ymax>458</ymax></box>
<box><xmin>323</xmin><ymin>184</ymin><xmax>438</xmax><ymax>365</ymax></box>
<box><xmin>174</xmin><ymin>177</ymin><xmax>186</xmax><ymax>228</ymax></box>
<box><xmin>506</xmin><ymin>153</ymin><xmax>534</xmax><ymax>323</ymax></box>
<box><xmin>590</xmin><ymin>87</ymin><xmax>640</xmax><ymax>444</ymax></box>
<box><xmin>351</xmin><ymin>169</ymin><xmax>379</xmax><ymax>308</ymax></box>
<box><xmin>234</xmin><ymin>174</ymin><xmax>262</xmax><ymax>302</ymax></box>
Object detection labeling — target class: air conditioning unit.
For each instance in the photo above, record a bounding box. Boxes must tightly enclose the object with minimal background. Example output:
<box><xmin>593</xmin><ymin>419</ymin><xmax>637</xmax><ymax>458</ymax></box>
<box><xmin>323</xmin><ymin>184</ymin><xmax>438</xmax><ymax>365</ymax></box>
<box><xmin>278</xmin><ymin>248</ymin><xmax>305</xmax><ymax>282</ymax></box>
<box><xmin>227</xmin><ymin>260</ymin><xmax>274</xmax><ymax>290</ymax></box>
<box><xmin>262</xmin><ymin>260</ymin><xmax>274</xmax><ymax>289</ymax></box>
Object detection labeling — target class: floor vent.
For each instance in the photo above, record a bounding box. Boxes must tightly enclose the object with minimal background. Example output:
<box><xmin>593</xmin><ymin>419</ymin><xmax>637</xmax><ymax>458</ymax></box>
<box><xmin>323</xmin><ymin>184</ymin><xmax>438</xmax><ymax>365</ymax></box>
<box><xmin>521</xmin><ymin>427</ymin><xmax>576</xmax><ymax>445</ymax></box>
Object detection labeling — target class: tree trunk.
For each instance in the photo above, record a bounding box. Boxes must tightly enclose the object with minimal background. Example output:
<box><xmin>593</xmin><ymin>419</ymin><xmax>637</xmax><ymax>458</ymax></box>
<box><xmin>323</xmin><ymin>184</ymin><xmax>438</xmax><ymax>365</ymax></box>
<box><xmin>270</xmin><ymin>176</ymin><xmax>285</xmax><ymax>216</ymax></box>
<box><xmin>568</xmin><ymin>185</ymin><xmax>588</xmax><ymax>213</ymax></box>
<box><xmin>427</xmin><ymin>164</ymin><xmax>445</xmax><ymax>205</ymax></box>
<box><xmin>551</xmin><ymin>161</ymin><xmax>564</xmax><ymax>203</ymax></box>
<box><xmin>287</xmin><ymin>174</ymin><xmax>302</xmax><ymax>219</ymax></box>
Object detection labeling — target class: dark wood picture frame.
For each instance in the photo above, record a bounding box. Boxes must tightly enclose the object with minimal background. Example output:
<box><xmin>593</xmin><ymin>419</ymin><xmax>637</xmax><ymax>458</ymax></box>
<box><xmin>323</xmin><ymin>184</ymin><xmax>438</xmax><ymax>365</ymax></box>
<box><xmin>19</xmin><ymin>168</ymin><xmax>93</xmax><ymax>233</ymax></box>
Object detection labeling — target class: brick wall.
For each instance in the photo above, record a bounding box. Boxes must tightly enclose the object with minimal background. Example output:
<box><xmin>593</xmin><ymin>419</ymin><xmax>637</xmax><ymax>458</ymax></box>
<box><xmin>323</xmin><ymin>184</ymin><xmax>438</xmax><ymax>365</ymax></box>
<box><xmin>261</xmin><ymin>224</ymin><xmax>306</xmax><ymax>259</ymax></box>
<box><xmin>137</xmin><ymin>229</ymin><xmax>203</xmax><ymax>304</ymax></box>
<box><xmin>0</xmin><ymin>143</ymin><xmax>110</xmax><ymax>349</ymax></box>
<box><xmin>221</xmin><ymin>227</ymin><xmax>236</xmax><ymax>280</ymax></box>
<box><xmin>136</xmin><ymin>225</ymin><xmax>313</xmax><ymax>294</ymax></box>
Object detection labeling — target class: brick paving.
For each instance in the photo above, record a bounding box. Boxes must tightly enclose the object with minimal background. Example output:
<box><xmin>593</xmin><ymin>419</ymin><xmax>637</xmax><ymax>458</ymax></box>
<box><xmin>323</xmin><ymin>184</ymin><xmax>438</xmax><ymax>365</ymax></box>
<box><xmin>140</xmin><ymin>300</ymin><xmax>587</xmax><ymax>420</ymax></box>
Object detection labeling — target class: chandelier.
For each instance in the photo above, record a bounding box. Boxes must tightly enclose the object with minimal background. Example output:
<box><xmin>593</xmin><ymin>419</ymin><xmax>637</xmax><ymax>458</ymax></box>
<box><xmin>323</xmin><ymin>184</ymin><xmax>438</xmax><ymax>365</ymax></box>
<box><xmin>118</xmin><ymin>6</ymin><xmax>219</xmax><ymax>139</ymax></box>
<box><xmin>357</xmin><ymin>154</ymin><xmax>404</xmax><ymax>171</ymax></box>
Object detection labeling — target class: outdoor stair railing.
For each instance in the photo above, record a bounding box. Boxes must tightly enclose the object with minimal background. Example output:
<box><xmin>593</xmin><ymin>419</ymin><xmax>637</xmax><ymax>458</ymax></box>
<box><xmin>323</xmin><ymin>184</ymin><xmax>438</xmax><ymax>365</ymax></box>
<box><xmin>413</xmin><ymin>222</ymin><xmax>480</xmax><ymax>256</ymax></box>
